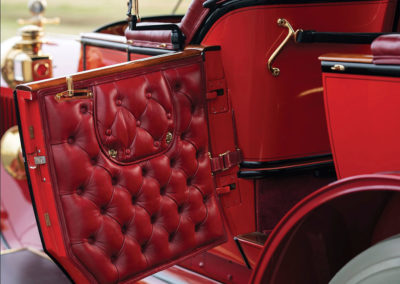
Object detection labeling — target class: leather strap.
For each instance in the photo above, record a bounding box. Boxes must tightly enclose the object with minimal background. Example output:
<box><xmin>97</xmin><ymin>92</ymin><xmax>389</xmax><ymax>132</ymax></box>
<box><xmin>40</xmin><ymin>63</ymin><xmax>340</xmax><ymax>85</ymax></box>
<box><xmin>209</xmin><ymin>149</ymin><xmax>242</xmax><ymax>173</ymax></box>
<box><xmin>204</xmin><ymin>50</ymin><xmax>242</xmax><ymax>174</ymax></box>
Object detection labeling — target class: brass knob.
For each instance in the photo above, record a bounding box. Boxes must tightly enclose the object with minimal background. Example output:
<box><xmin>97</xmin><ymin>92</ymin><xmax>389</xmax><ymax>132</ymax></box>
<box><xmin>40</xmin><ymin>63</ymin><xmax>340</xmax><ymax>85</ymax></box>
<box><xmin>166</xmin><ymin>132</ymin><xmax>173</xmax><ymax>144</ymax></box>
<box><xmin>331</xmin><ymin>64</ymin><xmax>345</xmax><ymax>71</ymax></box>
<box><xmin>108</xmin><ymin>149</ymin><xmax>118</xmax><ymax>158</ymax></box>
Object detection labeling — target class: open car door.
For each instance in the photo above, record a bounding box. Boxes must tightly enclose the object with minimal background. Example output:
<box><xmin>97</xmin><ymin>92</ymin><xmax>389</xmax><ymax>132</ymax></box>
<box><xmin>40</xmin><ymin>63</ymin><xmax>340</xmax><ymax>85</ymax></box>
<box><xmin>15</xmin><ymin>46</ymin><xmax>227</xmax><ymax>283</ymax></box>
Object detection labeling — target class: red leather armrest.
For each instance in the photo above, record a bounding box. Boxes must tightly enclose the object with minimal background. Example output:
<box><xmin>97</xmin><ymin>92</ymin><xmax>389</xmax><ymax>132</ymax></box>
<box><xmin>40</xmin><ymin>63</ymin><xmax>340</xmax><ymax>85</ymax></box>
<box><xmin>371</xmin><ymin>34</ymin><xmax>400</xmax><ymax>65</ymax></box>
<box><xmin>125</xmin><ymin>23</ymin><xmax>175</xmax><ymax>50</ymax></box>
<box><xmin>125</xmin><ymin>0</ymin><xmax>211</xmax><ymax>51</ymax></box>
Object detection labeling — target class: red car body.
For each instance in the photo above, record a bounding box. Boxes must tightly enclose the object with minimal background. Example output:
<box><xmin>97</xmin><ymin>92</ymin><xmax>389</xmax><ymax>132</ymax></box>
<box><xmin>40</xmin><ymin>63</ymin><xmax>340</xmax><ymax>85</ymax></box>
<box><xmin>1</xmin><ymin>0</ymin><xmax>400</xmax><ymax>283</ymax></box>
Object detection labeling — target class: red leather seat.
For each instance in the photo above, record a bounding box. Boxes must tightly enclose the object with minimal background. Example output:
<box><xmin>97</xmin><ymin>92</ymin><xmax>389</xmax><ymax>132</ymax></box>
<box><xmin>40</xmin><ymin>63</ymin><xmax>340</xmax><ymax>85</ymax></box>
<box><xmin>371</xmin><ymin>34</ymin><xmax>400</xmax><ymax>65</ymax></box>
<box><xmin>125</xmin><ymin>0</ymin><xmax>209</xmax><ymax>50</ymax></box>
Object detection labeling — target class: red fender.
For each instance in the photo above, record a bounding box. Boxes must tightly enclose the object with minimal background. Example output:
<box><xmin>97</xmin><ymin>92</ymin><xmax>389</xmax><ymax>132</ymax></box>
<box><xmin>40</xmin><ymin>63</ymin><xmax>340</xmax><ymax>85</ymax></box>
<box><xmin>251</xmin><ymin>174</ymin><xmax>400</xmax><ymax>284</ymax></box>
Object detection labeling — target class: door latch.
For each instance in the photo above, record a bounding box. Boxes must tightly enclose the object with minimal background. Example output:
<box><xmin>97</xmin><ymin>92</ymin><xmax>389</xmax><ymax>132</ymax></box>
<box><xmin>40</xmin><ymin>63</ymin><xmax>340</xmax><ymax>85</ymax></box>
<box><xmin>28</xmin><ymin>155</ymin><xmax>46</xmax><ymax>169</ymax></box>
<box><xmin>34</xmin><ymin>156</ymin><xmax>46</xmax><ymax>165</ymax></box>
<box><xmin>55</xmin><ymin>76</ymin><xmax>93</xmax><ymax>101</ymax></box>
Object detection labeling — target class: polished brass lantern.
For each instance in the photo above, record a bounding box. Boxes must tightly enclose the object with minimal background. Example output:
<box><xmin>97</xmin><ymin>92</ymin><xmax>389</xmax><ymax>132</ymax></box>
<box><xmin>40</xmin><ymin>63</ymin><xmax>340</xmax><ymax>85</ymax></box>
<box><xmin>1</xmin><ymin>0</ymin><xmax>58</xmax><ymax>88</ymax></box>
<box><xmin>2</xmin><ymin>25</ymin><xmax>53</xmax><ymax>89</ymax></box>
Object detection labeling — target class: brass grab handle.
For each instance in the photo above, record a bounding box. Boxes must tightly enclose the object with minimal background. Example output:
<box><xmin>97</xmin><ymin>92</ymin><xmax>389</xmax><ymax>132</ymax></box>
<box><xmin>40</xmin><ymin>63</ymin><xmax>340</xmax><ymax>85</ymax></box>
<box><xmin>267</xmin><ymin>19</ymin><xmax>300</xmax><ymax>77</ymax></box>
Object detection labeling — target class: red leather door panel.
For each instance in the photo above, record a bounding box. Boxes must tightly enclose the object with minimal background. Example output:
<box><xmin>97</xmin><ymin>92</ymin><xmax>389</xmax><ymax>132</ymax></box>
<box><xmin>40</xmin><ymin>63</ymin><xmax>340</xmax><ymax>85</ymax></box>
<box><xmin>15</xmin><ymin>48</ymin><xmax>226</xmax><ymax>283</ymax></box>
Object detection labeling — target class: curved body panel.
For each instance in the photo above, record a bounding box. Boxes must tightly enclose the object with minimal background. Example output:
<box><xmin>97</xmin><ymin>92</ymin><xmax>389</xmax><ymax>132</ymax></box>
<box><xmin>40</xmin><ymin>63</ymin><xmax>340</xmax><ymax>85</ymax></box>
<box><xmin>251</xmin><ymin>174</ymin><xmax>400</xmax><ymax>283</ymax></box>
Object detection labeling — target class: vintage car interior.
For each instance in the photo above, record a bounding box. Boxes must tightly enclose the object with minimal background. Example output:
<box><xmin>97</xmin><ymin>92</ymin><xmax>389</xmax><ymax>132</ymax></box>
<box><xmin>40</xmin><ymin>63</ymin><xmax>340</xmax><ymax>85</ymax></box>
<box><xmin>1</xmin><ymin>0</ymin><xmax>400</xmax><ymax>283</ymax></box>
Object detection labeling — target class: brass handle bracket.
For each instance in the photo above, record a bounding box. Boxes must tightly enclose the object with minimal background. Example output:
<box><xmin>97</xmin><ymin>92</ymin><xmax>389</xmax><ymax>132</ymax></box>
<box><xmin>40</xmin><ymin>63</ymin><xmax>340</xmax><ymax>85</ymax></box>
<box><xmin>267</xmin><ymin>18</ymin><xmax>301</xmax><ymax>77</ymax></box>
<box><xmin>55</xmin><ymin>76</ymin><xmax>93</xmax><ymax>101</ymax></box>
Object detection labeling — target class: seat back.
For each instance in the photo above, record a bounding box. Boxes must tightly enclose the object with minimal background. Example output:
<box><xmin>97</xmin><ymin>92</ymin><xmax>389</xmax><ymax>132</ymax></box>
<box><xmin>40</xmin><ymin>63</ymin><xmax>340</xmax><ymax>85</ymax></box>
<box><xmin>125</xmin><ymin>0</ymin><xmax>209</xmax><ymax>49</ymax></box>
<box><xmin>179</xmin><ymin>0</ymin><xmax>209</xmax><ymax>45</ymax></box>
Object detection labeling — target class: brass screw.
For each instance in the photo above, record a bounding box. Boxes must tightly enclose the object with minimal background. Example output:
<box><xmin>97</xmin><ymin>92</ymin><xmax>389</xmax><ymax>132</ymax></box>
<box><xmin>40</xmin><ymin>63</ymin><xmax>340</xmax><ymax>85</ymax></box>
<box><xmin>166</xmin><ymin>132</ymin><xmax>173</xmax><ymax>144</ymax></box>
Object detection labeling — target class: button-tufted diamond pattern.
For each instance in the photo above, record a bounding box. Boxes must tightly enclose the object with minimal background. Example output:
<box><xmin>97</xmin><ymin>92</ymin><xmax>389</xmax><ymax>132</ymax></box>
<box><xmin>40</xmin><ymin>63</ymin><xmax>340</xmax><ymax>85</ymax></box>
<box><xmin>95</xmin><ymin>71</ymin><xmax>174</xmax><ymax>163</ymax></box>
<box><xmin>40</xmin><ymin>57</ymin><xmax>225</xmax><ymax>283</ymax></box>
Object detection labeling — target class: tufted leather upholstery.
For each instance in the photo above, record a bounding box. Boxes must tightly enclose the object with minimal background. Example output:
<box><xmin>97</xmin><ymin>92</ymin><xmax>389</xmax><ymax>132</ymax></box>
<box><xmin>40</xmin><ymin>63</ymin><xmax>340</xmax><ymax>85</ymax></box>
<box><xmin>125</xmin><ymin>0</ymin><xmax>209</xmax><ymax>49</ymax></box>
<box><xmin>39</xmin><ymin>56</ymin><xmax>225</xmax><ymax>283</ymax></box>
<box><xmin>94</xmin><ymin>73</ymin><xmax>174</xmax><ymax>163</ymax></box>
<box><xmin>371</xmin><ymin>34</ymin><xmax>400</xmax><ymax>65</ymax></box>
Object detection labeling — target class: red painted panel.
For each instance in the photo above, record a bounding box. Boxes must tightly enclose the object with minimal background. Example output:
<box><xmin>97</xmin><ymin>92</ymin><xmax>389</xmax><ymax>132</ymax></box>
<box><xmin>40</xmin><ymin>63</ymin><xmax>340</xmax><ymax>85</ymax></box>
<box><xmin>323</xmin><ymin>73</ymin><xmax>400</xmax><ymax>178</ymax></box>
<box><xmin>201</xmin><ymin>1</ymin><xmax>396</xmax><ymax>162</ymax></box>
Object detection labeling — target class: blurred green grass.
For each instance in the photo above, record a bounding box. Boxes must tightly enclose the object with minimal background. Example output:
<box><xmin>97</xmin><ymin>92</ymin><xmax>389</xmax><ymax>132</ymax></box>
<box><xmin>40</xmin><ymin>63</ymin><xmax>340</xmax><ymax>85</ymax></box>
<box><xmin>1</xmin><ymin>0</ymin><xmax>191</xmax><ymax>41</ymax></box>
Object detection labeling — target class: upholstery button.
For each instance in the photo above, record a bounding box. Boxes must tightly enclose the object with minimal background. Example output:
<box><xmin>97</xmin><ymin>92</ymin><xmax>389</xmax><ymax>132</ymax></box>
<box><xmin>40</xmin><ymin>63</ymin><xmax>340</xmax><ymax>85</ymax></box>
<box><xmin>186</xmin><ymin>178</ymin><xmax>193</xmax><ymax>186</ymax></box>
<box><xmin>87</xmin><ymin>235</ymin><xmax>95</xmax><ymax>244</ymax></box>
<box><xmin>131</xmin><ymin>195</ymin><xmax>137</xmax><ymax>204</ymax></box>
<box><xmin>169</xmin><ymin>158</ymin><xmax>175</xmax><ymax>167</ymax></box>
<box><xmin>116</xmin><ymin>99</ymin><xmax>122</xmax><ymax>106</ymax></box>
<box><xmin>67</xmin><ymin>136</ymin><xmax>75</xmax><ymax>144</ymax></box>
<box><xmin>203</xmin><ymin>195</ymin><xmax>208</xmax><ymax>203</ymax></box>
<box><xmin>100</xmin><ymin>206</ymin><xmax>107</xmax><ymax>215</ymax></box>
<box><xmin>174</xmin><ymin>83</ymin><xmax>181</xmax><ymax>91</ymax></box>
<box><xmin>91</xmin><ymin>156</ymin><xmax>98</xmax><ymax>165</ymax></box>
<box><xmin>125</xmin><ymin>149</ymin><xmax>131</xmax><ymax>155</ymax></box>
<box><xmin>105</xmin><ymin>129</ymin><xmax>112</xmax><ymax>136</ymax></box>
<box><xmin>76</xmin><ymin>186</ymin><xmax>84</xmax><ymax>195</ymax></box>
<box><xmin>178</xmin><ymin>205</ymin><xmax>184</xmax><ymax>213</ymax></box>
<box><xmin>111</xmin><ymin>177</ymin><xmax>118</xmax><ymax>185</ymax></box>
<box><xmin>154</xmin><ymin>141</ymin><xmax>160</xmax><ymax>148</ymax></box>
<box><xmin>142</xmin><ymin>167</ymin><xmax>147</xmax><ymax>176</ymax></box>
<box><xmin>160</xmin><ymin>186</ymin><xmax>167</xmax><ymax>196</ymax></box>
<box><xmin>166</xmin><ymin>112</ymin><xmax>172</xmax><ymax>119</ymax></box>
<box><xmin>80</xmin><ymin>104</ymin><xmax>88</xmax><ymax>114</ymax></box>
<box><xmin>110</xmin><ymin>254</ymin><xmax>118</xmax><ymax>263</ymax></box>
<box><xmin>146</xmin><ymin>92</ymin><xmax>152</xmax><ymax>99</ymax></box>
<box><xmin>191</xmin><ymin>105</ymin><xmax>196</xmax><ymax>114</ymax></box>
<box><xmin>151</xmin><ymin>215</ymin><xmax>157</xmax><ymax>224</ymax></box>
<box><xmin>168</xmin><ymin>233</ymin><xmax>175</xmax><ymax>242</ymax></box>
<box><xmin>141</xmin><ymin>243</ymin><xmax>147</xmax><ymax>252</ymax></box>
<box><xmin>195</xmin><ymin>223</ymin><xmax>201</xmax><ymax>232</ymax></box>
<box><xmin>136</xmin><ymin>120</ymin><xmax>141</xmax><ymax>127</ymax></box>
<box><xmin>181</xmin><ymin>133</ymin><xmax>186</xmax><ymax>140</ymax></box>
<box><xmin>121</xmin><ymin>225</ymin><xmax>127</xmax><ymax>234</ymax></box>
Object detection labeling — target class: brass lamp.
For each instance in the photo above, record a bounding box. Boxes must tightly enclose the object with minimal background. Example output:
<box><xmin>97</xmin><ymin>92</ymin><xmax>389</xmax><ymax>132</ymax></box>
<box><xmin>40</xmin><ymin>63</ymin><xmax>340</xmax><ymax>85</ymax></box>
<box><xmin>0</xmin><ymin>126</ymin><xmax>26</xmax><ymax>180</ymax></box>
<box><xmin>1</xmin><ymin>0</ymin><xmax>57</xmax><ymax>88</ymax></box>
